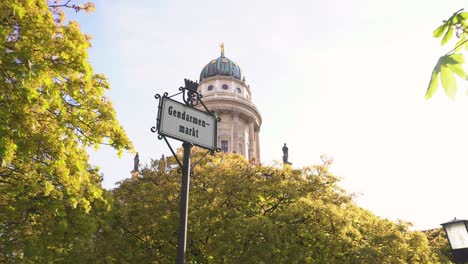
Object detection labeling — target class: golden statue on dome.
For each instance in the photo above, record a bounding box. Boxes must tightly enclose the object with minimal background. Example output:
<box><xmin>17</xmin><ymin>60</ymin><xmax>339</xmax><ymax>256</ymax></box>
<box><xmin>220</xmin><ymin>42</ymin><xmax>225</xmax><ymax>56</ymax></box>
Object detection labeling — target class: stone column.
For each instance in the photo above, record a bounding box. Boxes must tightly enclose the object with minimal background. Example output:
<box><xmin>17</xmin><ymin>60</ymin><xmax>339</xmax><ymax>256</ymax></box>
<box><xmin>248</xmin><ymin>121</ymin><xmax>255</xmax><ymax>160</ymax></box>
<box><xmin>255</xmin><ymin>129</ymin><xmax>260</xmax><ymax>161</ymax></box>
<box><xmin>232</xmin><ymin>112</ymin><xmax>239</xmax><ymax>154</ymax></box>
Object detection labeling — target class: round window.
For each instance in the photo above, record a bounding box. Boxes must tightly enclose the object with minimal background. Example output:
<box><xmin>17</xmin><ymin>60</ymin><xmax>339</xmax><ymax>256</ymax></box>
<box><xmin>207</xmin><ymin>85</ymin><xmax>214</xmax><ymax>91</ymax></box>
<box><xmin>222</xmin><ymin>84</ymin><xmax>229</xmax><ymax>90</ymax></box>
<box><xmin>236</xmin><ymin>87</ymin><xmax>242</xmax><ymax>94</ymax></box>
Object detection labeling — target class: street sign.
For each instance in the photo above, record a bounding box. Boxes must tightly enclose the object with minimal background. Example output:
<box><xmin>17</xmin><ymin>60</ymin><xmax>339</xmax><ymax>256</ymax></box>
<box><xmin>153</xmin><ymin>81</ymin><xmax>220</xmax><ymax>264</ymax></box>
<box><xmin>159</xmin><ymin>97</ymin><xmax>217</xmax><ymax>150</ymax></box>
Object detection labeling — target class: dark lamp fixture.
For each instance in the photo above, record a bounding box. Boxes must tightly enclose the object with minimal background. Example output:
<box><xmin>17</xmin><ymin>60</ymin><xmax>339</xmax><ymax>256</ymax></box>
<box><xmin>441</xmin><ymin>218</ymin><xmax>468</xmax><ymax>264</ymax></box>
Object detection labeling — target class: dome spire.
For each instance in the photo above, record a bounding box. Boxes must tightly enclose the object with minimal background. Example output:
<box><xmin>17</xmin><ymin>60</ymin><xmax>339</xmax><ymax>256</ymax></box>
<box><xmin>220</xmin><ymin>42</ymin><xmax>225</xmax><ymax>57</ymax></box>
<box><xmin>199</xmin><ymin>45</ymin><xmax>242</xmax><ymax>81</ymax></box>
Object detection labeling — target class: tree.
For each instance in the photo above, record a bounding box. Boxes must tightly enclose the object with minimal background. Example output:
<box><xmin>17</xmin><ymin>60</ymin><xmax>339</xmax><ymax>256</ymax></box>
<box><xmin>103</xmin><ymin>151</ymin><xmax>440</xmax><ymax>263</ymax></box>
<box><xmin>424</xmin><ymin>228</ymin><xmax>452</xmax><ymax>263</ymax></box>
<box><xmin>0</xmin><ymin>0</ymin><xmax>132</xmax><ymax>261</ymax></box>
<box><xmin>426</xmin><ymin>9</ymin><xmax>468</xmax><ymax>99</ymax></box>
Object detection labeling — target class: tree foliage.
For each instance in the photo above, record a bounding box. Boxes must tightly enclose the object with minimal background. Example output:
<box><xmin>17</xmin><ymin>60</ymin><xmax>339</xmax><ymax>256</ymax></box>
<box><xmin>102</xmin><ymin>152</ymin><xmax>441</xmax><ymax>263</ymax></box>
<box><xmin>424</xmin><ymin>228</ymin><xmax>452</xmax><ymax>263</ymax></box>
<box><xmin>426</xmin><ymin>9</ymin><xmax>468</xmax><ymax>99</ymax></box>
<box><xmin>0</xmin><ymin>0</ymin><xmax>132</xmax><ymax>261</ymax></box>
<box><xmin>0</xmin><ymin>1</ymin><xmax>451</xmax><ymax>262</ymax></box>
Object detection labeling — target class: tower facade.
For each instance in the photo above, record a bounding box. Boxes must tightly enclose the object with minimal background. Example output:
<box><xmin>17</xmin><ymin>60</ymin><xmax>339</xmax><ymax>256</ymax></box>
<box><xmin>197</xmin><ymin>46</ymin><xmax>262</xmax><ymax>161</ymax></box>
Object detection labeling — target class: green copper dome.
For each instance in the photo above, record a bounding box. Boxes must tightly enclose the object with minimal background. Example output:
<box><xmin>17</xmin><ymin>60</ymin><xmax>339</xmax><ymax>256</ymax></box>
<box><xmin>199</xmin><ymin>52</ymin><xmax>242</xmax><ymax>82</ymax></box>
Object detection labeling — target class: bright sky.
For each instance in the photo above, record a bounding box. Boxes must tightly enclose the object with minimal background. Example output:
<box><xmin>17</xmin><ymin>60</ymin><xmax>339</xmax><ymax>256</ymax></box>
<box><xmin>76</xmin><ymin>0</ymin><xmax>468</xmax><ymax>230</ymax></box>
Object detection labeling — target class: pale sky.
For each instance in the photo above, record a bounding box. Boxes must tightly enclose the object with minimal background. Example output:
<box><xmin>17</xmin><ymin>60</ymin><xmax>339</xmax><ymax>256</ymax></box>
<box><xmin>77</xmin><ymin>0</ymin><xmax>468</xmax><ymax>230</ymax></box>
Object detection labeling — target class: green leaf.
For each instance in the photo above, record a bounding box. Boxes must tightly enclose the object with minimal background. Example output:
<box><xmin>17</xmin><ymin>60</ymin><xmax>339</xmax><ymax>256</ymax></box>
<box><xmin>447</xmin><ymin>62</ymin><xmax>467</xmax><ymax>79</ymax></box>
<box><xmin>426</xmin><ymin>54</ymin><xmax>467</xmax><ymax>99</ymax></box>
<box><xmin>0</xmin><ymin>137</ymin><xmax>18</xmax><ymax>167</ymax></box>
<box><xmin>442</xmin><ymin>53</ymin><xmax>467</xmax><ymax>79</ymax></box>
<box><xmin>460</xmin><ymin>11</ymin><xmax>468</xmax><ymax>20</ymax></box>
<box><xmin>44</xmin><ymin>182</ymin><xmax>55</xmax><ymax>196</ymax></box>
<box><xmin>433</xmin><ymin>23</ymin><xmax>448</xmax><ymax>38</ymax></box>
<box><xmin>455</xmin><ymin>13</ymin><xmax>468</xmax><ymax>27</ymax></box>
<box><xmin>440</xmin><ymin>65</ymin><xmax>457</xmax><ymax>99</ymax></box>
<box><xmin>12</xmin><ymin>4</ymin><xmax>26</xmax><ymax>18</ymax></box>
<box><xmin>425</xmin><ymin>63</ymin><xmax>441</xmax><ymax>100</ymax></box>
<box><xmin>441</xmin><ymin>24</ymin><xmax>454</xmax><ymax>45</ymax></box>
<box><xmin>454</xmin><ymin>36</ymin><xmax>467</xmax><ymax>52</ymax></box>
<box><xmin>447</xmin><ymin>53</ymin><xmax>464</xmax><ymax>63</ymax></box>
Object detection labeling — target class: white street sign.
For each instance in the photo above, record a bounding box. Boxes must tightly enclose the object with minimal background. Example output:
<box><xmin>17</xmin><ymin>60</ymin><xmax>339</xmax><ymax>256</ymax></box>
<box><xmin>159</xmin><ymin>97</ymin><xmax>217</xmax><ymax>150</ymax></box>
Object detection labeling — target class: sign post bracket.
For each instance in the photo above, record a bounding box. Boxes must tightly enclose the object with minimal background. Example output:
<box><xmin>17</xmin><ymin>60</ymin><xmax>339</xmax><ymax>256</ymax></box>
<box><xmin>160</xmin><ymin>134</ymin><xmax>183</xmax><ymax>170</ymax></box>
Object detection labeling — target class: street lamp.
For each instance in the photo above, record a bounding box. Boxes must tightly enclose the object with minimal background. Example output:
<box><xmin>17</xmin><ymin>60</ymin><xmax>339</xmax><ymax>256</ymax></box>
<box><xmin>441</xmin><ymin>218</ymin><xmax>468</xmax><ymax>264</ymax></box>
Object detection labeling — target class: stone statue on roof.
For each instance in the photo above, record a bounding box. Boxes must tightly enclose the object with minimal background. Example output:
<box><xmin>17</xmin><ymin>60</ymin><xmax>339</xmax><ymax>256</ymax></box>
<box><xmin>133</xmin><ymin>152</ymin><xmax>139</xmax><ymax>171</ymax></box>
<box><xmin>282</xmin><ymin>143</ymin><xmax>292</xmax><ymax>165</ymax></box>
<box><xmin>130</xmin><ymin>152</ymin><xmax>140</xmax><ymax>179</ymax></box>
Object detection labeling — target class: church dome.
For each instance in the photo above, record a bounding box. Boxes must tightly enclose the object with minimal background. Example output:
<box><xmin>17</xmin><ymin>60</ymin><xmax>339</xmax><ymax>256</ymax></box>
<box><xmin>199</xmin><ymin>52</ymin><xmax>242</xmax><ymax>82</ymax></box>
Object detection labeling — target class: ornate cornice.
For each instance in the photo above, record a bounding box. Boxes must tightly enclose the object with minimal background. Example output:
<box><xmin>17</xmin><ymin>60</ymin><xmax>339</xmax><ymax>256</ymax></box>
<box><xmin>200</xmin><ymin>97</ymin><xmax>262</xmax><ymax>128</ymax></box>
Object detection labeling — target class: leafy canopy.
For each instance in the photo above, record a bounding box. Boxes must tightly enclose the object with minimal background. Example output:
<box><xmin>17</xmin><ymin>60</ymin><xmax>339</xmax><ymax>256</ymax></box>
<box><xmin>426</xmin><ymin>9</ymin><xmax>468</xmax><ymax>99</ymax></box>
<box><xmin>100</xmin><ymin>152</ymin><xmax>442</xmax><ymax>263</ymax></box>
<box><xmin>0</xmin><ymin>0</ymin><xmax>132</xmax><ymax>261</ymax></box>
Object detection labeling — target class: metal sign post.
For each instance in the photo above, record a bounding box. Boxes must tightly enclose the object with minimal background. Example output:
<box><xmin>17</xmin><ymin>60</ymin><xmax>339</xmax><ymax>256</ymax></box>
<box><xmin>152</xmin><ymin>79</ymin><xmax>219</xmax><ymax>264</ymax></box>
<box><xmin>177</xmin><ymin>142</ymin><xmax>192</xmax><ymax>264</ymax></box>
